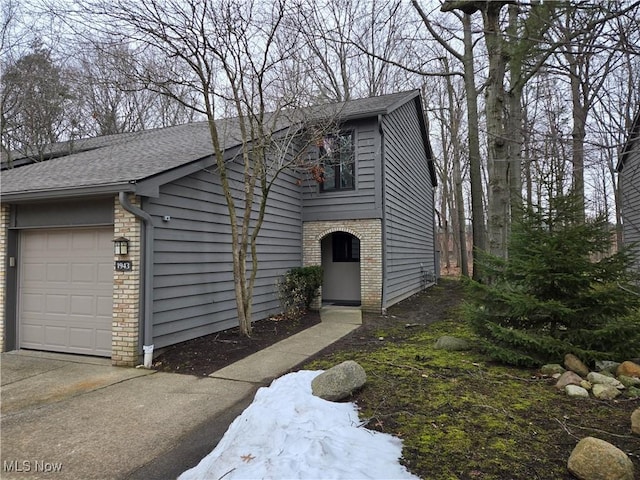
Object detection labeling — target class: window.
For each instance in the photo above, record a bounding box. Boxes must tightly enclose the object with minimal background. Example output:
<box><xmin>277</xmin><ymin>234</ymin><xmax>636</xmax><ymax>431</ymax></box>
<box><xmin>332</xmin><ymin>233</ymin><xmax>360</xmax><ymax>262</ymax></box>
<box><xmin>319</xmin><ymin>132</ymin><xmax>355</xmax><ymax>191</ymax></box>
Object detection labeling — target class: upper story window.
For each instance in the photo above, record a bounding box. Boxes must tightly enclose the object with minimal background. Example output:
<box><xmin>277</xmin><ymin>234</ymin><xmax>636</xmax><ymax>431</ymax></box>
<box><xmin>319</xmin><ymin>132</ymin><xmax>355</xmax><ymax>191</ymax></box>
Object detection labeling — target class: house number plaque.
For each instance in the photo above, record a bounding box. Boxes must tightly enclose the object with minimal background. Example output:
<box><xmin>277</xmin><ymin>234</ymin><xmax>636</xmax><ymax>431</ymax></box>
<box><xmin>115</xmin><ymin>260</ymin><xmax>133</xmax><ymax>272</ymax></box>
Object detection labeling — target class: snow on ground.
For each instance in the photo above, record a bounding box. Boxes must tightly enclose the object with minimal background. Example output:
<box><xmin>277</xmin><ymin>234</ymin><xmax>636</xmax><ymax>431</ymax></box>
<box><xmin>179</xmin><ymin>370</ymin><xmax>419</xmax><ymax>480</ymax></box>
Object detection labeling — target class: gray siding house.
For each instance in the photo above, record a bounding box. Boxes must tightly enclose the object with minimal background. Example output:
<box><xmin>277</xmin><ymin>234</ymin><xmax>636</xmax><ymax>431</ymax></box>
<box><xmin>617</xmin><ymin>107</ymin><xmax>640</xmax><ymax>267</ymax></box>
<box><xmin>0</xmin><ymin>90</ymin><xmax>437</xmax><ymax>366</ymax></box>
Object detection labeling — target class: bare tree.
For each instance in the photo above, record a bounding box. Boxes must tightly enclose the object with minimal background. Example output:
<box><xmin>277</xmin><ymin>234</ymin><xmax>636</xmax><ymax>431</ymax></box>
<box><xmin>1</xmin><ymin>42</ymin><xmax>74</xmax><ymax>162</ymax></box>
<box><xmin>66</xmin><ymin>0</ymin><xmax>337</xmax><ymax>336</ymax></box>
<box><xmin>411</xmin><ymin>2</ymin><xmax>485</xmax><ymax>279</ymax></box>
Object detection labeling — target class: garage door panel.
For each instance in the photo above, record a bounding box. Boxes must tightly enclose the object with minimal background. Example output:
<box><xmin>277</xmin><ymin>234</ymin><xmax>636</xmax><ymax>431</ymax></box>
<box><xmin>45</xmin><ymin>294</ymin><xmax>68</xmax><ymax>314</ymax></box>
<box><xmin>21</xmin><ymin>293</ymin><xmax>44</xmax><ymax>313</ymax></box>
<box><xmin>44</xmin><ymin>326</ymin><xmax>67</xmax><ymax>347</ymax></box>
<box><xmin>70</xmin><ymin>295</ymin><xmax>94</xmax><ymax>315</ymax></box>
<box><xmin>97</xmin><ymin>296</ymin><xmax>113</xmax><ymax>316</ymax></box>
<box><xmin>98</xmin><ymin>263</ymin><xmax>113</xmax><ymax>284</ymax></box>
<box><xmin>22</xmin><ymin>262</ymin><xmax>46</xmax><ymax>282</ymax></box>
<box><xmin>46</xmin><ymin>231</ymin><xmax>70</xmax><ymax>250</ymax></box>
<box><xmin>19</xmin><ymin>228</ymin><xmax>114</xmax><ymax>357</ymax></box>
<box><xmin>46</xmin><ymin>263</ymin><xmax>69</xmax><ymax>282</ymax></box>
<box><xmin>71</xmin><ymin>263</ymin><xmax>97</xmax><ymax>283</ymax></box>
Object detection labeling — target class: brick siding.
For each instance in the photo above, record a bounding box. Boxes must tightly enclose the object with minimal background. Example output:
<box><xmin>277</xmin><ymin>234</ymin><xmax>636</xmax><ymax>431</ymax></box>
<box><xmin>0</xmin><ymin>203</ymin><xmax>9</xmax><ymax>352</ymax></box>
<box><xmin>303</xmin><ymin>219</ymin><xmax>382</xmax><ymax>312</ymax></box>
<box><xmin>112</xmin><ymin>195</ymin><xmax>142</xmax><ymax>366</ymax></box>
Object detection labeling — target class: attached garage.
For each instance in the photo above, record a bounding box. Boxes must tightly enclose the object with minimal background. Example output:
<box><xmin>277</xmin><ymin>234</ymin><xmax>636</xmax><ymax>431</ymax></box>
<box><xmin>19</xmin><ymin>228</ymin><xmax>113</xmax><ymax>356</ymax></box>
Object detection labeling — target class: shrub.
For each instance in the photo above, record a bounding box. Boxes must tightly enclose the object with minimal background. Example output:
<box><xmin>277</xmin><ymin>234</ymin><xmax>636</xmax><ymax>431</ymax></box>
<box><xmin>277</xmin><ymin>266</ymin><xmax>323</xmax><ymax>319</ymax></box>
<box><xmin>465</xmin><ymin>194</ymin><xmax>640</xmax><ymax>366</ymax></box>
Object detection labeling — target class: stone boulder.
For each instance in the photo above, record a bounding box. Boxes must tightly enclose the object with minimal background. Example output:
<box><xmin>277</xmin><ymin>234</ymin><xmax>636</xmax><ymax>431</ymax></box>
<box><xmin>595</xmin><ymin>360</ymin><xmax>620</xmax><ymax>375</ymax></box>
<box><xmin>311</xmin><ymin>360</ymin><xmax>367</xmax><ymax>401</ymax></box>
<box><xmin>617</xmin><ymin>361</ymin><xmax>640</xmax><ymax>379</ymax></box>
<box><xmin>618</xmin><ymin>375</ymin><xmax>640</xmax><ymax>388</ymax></box>
<box><xmin>587</xmin><ymin>372</ymin><xmax>624</xmax><ymax>390</ymax></box>
<box><xmin>592</xmin><ymin>384</ymin><xmax>622</xmax><ymax>400</ymax></box>
<box><xmin>565</xmin><ymin>353</ymin><xmax>590</xmax><ymax>377</ymax></box>
<box><xmin>627</xmin><ymin>386</ymin><xmax>640</xmax><ymax>398</ymax></box>
<box><xmin>556</xmin><ymin>371</ymin><xmax>584</xmax><ymax>390</ymax></box>
<box><xmin>567</xmin><ymin>437</ymin><xmax>635</xmax><ymax>480</ymax></box>
<box><xmin>433</xmin><ymin>336</ymin><xmax>471</xmax><ymax>351</ymax></box>
<box><xmin>565</xmin><ymin>385</ymin><xmax>589</xmax><ymax>398</ymax></box>
<box><xmin>632</xmin><ymin>408</ymin><xmax>640</xmax><ymax>436</ymax></box>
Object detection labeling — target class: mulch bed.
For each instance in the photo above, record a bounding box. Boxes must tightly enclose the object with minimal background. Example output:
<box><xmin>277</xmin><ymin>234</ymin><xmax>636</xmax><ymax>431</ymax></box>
<box><xmin>152</xmin><ymin>312</ymin><xmax>321</xmax><ymax>376</ymax></box>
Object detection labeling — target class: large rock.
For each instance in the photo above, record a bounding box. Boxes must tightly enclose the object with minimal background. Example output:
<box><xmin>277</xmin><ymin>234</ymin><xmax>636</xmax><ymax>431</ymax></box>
<box><xmin>556</xmin><ymin>371</ymin><xmax>584</xmax><ymax>390</ymax></box>
<box><xmin>592</xmin><ymin>384</ymin><xmax>622</xmax><ymax>400</ymax></box>
<box><xmin>565</xmin><ymin>353</ymin><xmax>590</xmax><ymax>377</ymax></box>
<box><xmin>565</xmin><ymin>385</ymin><xmax>589</xmax><ymax>398</ymax></box>
<box><xmin>627</xmin><ymin>386</ymin><xmax>640</xmax><ymax>399</ymax></box>
<box><xmin>567</xmin><ymin>437</ymin><xmax>635</xmax><ymax>480</ymax></box>
<box><xmin>595</xmin><ymin>360</ymin><xmax>620</xmax><ymax>375</ymax></box>
<box><xmin>433</xmin><ymin>336</ymin><xmax>471</xmax><ymax>351</ymax></box>
<box><xmin>618</xmin><ymin>375</ymin><xmax>640</xmax><ymax>388</ymax></box>
<box><xmin>616</xmin><ymin>361</ymin><xmax>640</xmax><ymax>379</ymax></box>
<box><xmin>632</xmin><ymin>408</ymin><xmax>640</xmax><ymax>436</ymax></box>
<box><xmin>311</xmin><ymin>360</ymin><xmax>367</xmax><ymax>401</ymax></box>
<box><xmin>587</xmin><ymin>372</ymin><xmax>624</xmax><ymax>390</ymax></box>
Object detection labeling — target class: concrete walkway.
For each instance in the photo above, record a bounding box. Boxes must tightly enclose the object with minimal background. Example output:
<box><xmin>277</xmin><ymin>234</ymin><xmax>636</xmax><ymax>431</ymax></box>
<box><xmin>0</xmin><ymin>307</ymin><xmax>362</xmax><ymax>480</ymax></box>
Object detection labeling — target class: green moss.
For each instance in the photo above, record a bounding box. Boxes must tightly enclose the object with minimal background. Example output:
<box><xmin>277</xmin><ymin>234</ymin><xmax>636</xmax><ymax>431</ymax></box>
<box><xmin>300</xmin><ymin>285</ymin><xmax>636</xmax><ymax>479</ymax></box>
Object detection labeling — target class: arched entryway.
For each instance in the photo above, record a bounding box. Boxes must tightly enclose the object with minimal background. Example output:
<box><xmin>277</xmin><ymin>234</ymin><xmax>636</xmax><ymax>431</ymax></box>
<box><xmin>321</xmin><ymin>231</ymin><xmax>361</xmax><ymax>306</ymax></box>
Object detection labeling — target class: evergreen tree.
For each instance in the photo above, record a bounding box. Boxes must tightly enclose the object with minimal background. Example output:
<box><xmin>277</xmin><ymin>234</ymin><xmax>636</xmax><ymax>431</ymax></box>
<box><xmin>464</xmin><ymin>194</ymin><xmax>640</xmax><ymax>366</ymax></box>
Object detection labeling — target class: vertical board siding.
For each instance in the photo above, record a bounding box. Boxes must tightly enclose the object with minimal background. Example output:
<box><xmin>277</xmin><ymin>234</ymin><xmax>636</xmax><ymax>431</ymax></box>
<box><xmin>146</xmin><ymin>162</ymin><xmax>302</xmax><ymax>349</ymax></box>
<box><xmin>383</xmin><ymin>100</ymin><xmax>435</xmax><ymax>308</ymax></box>
<box><xmin>302</xmin><ymin>118</ymin><xmax>380</xmax><ymax>221</ymax></box>
<box><xmin>621</xmin><ymin>145</ymin><xmax>640</xmax><ymax>268</ymax></box>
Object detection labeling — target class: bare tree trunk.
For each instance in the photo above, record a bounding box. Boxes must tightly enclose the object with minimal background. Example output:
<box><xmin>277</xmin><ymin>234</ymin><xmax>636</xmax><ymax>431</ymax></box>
<box><xmin>442</xmin><ymin>56</ymin><xmax>469</xmax><ymax>276</ymax></box>
<box><xmin>483</xmin><ymin>4</ymin><xmax>510</xmax><ymax>259</ymax></box>
<box><xmin>462</xmin><ymin>14</ymin><xmax>485</xmax><ymax>279</ymax></box>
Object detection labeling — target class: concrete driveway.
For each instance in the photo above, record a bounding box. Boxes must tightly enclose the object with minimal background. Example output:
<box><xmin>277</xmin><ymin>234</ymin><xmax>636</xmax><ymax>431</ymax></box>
<box><xmin>0</xmin><ymin>351</ymin><xmax>257</xmax><ymax>479</ymax></box>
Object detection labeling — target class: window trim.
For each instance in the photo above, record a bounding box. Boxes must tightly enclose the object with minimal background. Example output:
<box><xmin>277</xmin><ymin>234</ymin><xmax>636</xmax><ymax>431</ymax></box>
<box><xmin>332</xmin><ymin>232</ymin><xmax>360</xmax><ymax>263</ymax></box>
<box><xmin>319</xmin><ymin>131</ymin><xmax>355</xmax><ymax>192</ymax></box>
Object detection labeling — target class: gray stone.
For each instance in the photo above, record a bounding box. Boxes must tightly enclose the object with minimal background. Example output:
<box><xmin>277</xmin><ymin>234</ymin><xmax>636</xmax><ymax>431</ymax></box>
<box><xmin>565</xmin><ymin>385</ymin><xmax>589</xmax><ymax>398</ymax></box>
<box><xmin>311</xmin><ymin>360</ymin><xmax>367</xmax><ymax>401</ymax></box>
<box><xmin>627</xmin><ymin>386</ymin><xmax>640</xmax><ymax>399</ymax></box>
<box><xmin>592</xmin><ymin>384</ymin><xmax>622</xmax><ymax>400</ymax></box>
<box><xmin>567</xmin><ymin>437</ymin><xmax>635</xmax><ymax>480</ymax></box>
<box><xmin>564</xmin><ymin>353</ymin><xmax>590</xmax><ymax>377</ymax></box>
<box><xmin>556</xmin><ymin>371</ymin><xmax>584</xmax><ymax>390</ymax></box>
<box><xmin>587</xmin><ymin>372</ymin><xmax>624</xmax><ymax>390</ymax></box>
<box><xmin>433</xmin><ymin>336</ymin><xmax>471</xmax><ymax>351</ymax></box>
<box><xmin>595</xmin><ymin>360</ymin><xmax>620</xmax><ymax>375</ymax></box>
<box><xmin>632</xmin><ymin>408</ymin><xmax>640</xmax><ymax>436</ymax></box>
<box><xmin>618</xmin><ymin>375</ymin><xmax>640</xmax><ymax>388</ymax></box>
<box><xmin>540</xmin><ymin>364</ymin><xmax>565</xmax><ymax>376</ymax></box>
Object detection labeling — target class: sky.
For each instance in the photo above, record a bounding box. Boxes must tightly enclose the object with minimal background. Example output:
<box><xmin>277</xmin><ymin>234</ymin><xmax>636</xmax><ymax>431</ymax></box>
<box><xmin>178</xmin><ymin>370</ymin><xmax>419</xmax><ymax>480</ymax></box>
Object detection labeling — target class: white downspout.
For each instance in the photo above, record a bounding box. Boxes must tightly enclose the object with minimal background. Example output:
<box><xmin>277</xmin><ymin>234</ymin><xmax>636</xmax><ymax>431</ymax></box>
<box><xmin>118</xmin><ymin>192</ymin><xmax>155</xmax><ymax>368</ymax></box>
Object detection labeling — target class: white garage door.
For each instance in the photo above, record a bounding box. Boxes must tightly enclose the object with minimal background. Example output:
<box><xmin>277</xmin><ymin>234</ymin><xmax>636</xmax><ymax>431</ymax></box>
<box><xmin>19</xmin><ymin>228</ymin><xmax>113</xmax><ymax>356</ymax></box>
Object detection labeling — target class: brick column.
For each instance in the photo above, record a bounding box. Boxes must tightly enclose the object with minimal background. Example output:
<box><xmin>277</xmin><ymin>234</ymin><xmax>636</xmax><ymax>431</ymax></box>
<box><xmin>303</xmin><ymin>219</ymin><xmax>383</xmax><ymax>313</ymax></box>
<box><xmin>0</xmin><ymin>203</ymin><xmax>9</xmax><ymax>352</ymax></box>
<box><xmin>112</xmin><ymin>195</ymin><xmax>142</xmax><ymax>366</ymax></box>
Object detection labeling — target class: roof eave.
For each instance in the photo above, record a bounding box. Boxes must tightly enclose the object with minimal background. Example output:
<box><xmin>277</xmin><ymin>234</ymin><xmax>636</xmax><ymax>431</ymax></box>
<box><xmin>0</xmin><ymin>182</ymin><xmax>135</xmax><ymax>203</ymax></box>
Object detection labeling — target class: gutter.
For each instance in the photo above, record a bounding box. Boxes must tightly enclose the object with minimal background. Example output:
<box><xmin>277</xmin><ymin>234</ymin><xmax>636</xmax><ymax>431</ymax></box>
<box><xmin>378</xmin><ymin>114</ymin><xmax>388</xmax><ymax>312</ymax></box>
<box><xmin>118</xmin><ymin>191</ymin><xmax>155</xmax><ymax>368</ymax></box>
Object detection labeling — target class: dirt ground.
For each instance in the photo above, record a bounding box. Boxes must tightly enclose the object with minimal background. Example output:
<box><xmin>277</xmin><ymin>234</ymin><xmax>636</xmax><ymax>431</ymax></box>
<box><xmin>152</xmin><ymin>312</ymin><xmax>321</xmax><ymax>375</ymax></box>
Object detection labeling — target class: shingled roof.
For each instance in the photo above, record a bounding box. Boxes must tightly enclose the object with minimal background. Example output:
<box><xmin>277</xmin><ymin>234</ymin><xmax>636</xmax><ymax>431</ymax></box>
<box><xmin>1</xmin><ymin>90</ymin><xmax>425</xmax><ymax>201</ymax></box>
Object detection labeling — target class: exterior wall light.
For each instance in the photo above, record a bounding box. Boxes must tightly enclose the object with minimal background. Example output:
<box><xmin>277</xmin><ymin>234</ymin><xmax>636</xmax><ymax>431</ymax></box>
<box><xmin>113</xmin><ymin>237</ymin><xmax>129</xmax><ymax>256</ymax></box>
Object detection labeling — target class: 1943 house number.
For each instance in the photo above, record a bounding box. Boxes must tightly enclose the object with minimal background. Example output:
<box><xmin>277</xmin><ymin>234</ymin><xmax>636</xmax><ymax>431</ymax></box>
<box><xmin>115</xmin><ymin>260</ymin><xmax>133</xmax><ymax>271</ymax></box>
